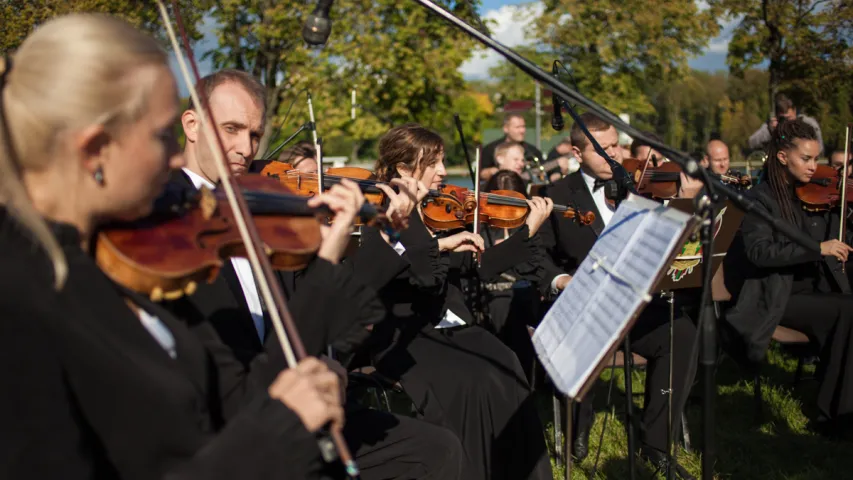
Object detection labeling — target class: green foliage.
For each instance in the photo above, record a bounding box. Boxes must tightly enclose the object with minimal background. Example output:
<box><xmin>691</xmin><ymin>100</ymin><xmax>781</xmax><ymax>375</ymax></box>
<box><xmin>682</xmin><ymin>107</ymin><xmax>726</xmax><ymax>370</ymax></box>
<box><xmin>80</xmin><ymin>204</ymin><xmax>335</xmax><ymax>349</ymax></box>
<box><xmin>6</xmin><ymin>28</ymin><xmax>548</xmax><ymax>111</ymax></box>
<box><xmin>637</xmin><ymin>69</ymin><xmax>771</xmax><ymax>161</ymax></box>
<box><xmin>0</xmin><ymin>0</ymin><xmax>206</xmax><ymax>53</ymax></box>
<box><xmin>203</xmin><ymin>0</ymin><xmax>488</xmax><ymax>160</ymax></box>
<box><xmin>528</xmin><ymin>0</ymin><xmax>723</xmax><ymax>116</ymax></box>
<box><xmin>718</xmin><ymin>0</ymin><xmax>853</xmax><ymax>152</ymax></box>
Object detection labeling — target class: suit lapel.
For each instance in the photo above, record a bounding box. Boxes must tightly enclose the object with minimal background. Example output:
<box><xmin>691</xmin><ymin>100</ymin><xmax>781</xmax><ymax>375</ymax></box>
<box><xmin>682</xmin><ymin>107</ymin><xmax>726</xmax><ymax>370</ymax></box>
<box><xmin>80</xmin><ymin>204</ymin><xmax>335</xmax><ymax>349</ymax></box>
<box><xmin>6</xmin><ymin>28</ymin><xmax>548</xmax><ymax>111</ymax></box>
<box><xmin>220</xmin><ymin>261</ymin><xmax>264</xmax><ymax>350</ymax></box>
<box><xmin>566</xmin><ymin>172</ymin><xmax>606</xmax><ymax>237</ymax></box>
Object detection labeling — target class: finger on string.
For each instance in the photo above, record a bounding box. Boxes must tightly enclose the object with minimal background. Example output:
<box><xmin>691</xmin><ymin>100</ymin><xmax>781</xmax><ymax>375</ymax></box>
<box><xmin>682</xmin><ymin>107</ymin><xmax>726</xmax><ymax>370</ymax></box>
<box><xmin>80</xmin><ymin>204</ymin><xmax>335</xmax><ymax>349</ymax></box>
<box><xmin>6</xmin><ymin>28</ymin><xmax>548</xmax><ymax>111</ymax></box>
<box><xmin>376</xmin><ymin>183</ymin><xmax>396</xmax><ymax>197</ymax></box>
<box><xmin>390</xmin><ymin>178</ymin><xmax>417</xmax><ymax>201</ymax></box>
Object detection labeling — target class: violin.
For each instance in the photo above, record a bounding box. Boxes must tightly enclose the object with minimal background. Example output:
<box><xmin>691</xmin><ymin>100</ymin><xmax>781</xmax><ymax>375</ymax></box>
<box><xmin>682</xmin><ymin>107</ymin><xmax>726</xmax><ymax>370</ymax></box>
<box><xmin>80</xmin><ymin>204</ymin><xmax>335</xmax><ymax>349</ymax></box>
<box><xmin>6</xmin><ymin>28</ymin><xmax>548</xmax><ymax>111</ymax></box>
<box><xmin>256</xmin><ymin>161</ymin><xmax>387</xmax><ymax>207</ymax></box>
<box><xmin>420</xmin><ymin>183</ymin><xmax>596</xmax><ymax>231</ymax></box>
<box><xmin>621</xmin><ymin>157</ymin><xmax>751</xmax><ymax>199</ymax></box>
<box><xmin>96</xmin><ymin>174</ymin><xmax>389</xmax><ymax>301</ymax></box>
<box><xmin>721</xmin><ymin>169</ymin><xmax>752</xmax><ymax>188</ymax></box>
<box><xmin>795</xmin><ymin>164</ymin><xmax>853</xmax><ymax>212</ymax></box>
<box><xmin>258</xmin><ymin>161</ymin><xmax>596</xmax><ymax>231</ymax></box>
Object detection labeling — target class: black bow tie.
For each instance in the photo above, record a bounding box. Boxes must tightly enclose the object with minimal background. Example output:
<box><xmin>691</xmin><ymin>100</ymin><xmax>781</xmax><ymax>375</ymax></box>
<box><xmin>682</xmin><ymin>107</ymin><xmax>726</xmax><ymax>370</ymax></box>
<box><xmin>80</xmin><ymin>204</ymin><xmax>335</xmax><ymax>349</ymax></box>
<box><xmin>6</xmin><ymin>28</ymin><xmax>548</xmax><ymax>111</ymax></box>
<box><xmin>593</xmin><ymin>178</ymin><xmax>608</xmax><ymax>191</ymax></box>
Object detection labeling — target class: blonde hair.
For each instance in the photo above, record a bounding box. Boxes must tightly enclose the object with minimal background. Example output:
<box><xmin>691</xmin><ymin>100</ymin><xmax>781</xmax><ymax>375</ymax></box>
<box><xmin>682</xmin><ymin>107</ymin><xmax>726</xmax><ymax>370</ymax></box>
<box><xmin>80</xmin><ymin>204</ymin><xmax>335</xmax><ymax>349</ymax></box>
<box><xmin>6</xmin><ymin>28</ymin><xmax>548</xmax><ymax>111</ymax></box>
<box><xmin>0</xmin><ymin>14</ymin><xmax>168</xmax><ymax>289</ymax></box>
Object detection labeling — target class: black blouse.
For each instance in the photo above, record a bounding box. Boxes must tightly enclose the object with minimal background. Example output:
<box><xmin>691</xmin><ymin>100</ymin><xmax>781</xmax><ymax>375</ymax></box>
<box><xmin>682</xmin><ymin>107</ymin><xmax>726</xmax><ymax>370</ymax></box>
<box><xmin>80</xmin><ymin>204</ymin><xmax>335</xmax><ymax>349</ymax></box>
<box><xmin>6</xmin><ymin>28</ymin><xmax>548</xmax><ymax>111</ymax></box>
<box><xmin>0</xmin><ymin>209</ymin><xmax>322</xmax><ymax>480</ymax></box>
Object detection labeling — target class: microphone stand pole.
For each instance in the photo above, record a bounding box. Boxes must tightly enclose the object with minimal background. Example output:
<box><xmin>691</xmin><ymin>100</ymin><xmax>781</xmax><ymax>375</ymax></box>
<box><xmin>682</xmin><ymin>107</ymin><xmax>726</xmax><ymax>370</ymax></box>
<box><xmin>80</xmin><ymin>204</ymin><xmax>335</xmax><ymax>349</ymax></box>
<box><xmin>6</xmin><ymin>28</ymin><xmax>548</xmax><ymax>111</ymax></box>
<box><xmin>264</xmin><ymin>122</ymin><xmax>314</xmax><ymax>160</ymax></box>
<box><xmin>405</xmin><ymin>3</ymin><xmax>820</xmax><ymax>480</ymax></box>
<box><xmin>453</xmin><ymin>113</ymin><xmax>478</xmax><ymax>184</ymax></box>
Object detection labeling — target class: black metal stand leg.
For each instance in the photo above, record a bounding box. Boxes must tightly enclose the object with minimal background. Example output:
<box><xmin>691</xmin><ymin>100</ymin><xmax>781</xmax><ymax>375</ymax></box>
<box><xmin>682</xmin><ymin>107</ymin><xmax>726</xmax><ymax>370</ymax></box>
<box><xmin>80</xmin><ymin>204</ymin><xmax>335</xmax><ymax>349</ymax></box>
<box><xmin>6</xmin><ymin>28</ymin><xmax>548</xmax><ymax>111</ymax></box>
<box><xmin>696</xmin><ymin>196</ymin><xmax>718</xmax><ymax>480</ymax></box>
<box><xmin>623</xmin><ymin>337</ymin><xmax>637</xmax><ymax>480</ymax></box>
<box><xmin>553</xmin><ymin>391</ymin><xmax>563</xmax><ymax>470</ymax></box>
<box><xmin>566</xmin><ymin>397</ymin><xmax>573</xmax><ymax>480</ymax></box>
<box><xmin>666</xmin><ymin>291</ymin><xmax>675</xmax><ymax>480</ymax></box>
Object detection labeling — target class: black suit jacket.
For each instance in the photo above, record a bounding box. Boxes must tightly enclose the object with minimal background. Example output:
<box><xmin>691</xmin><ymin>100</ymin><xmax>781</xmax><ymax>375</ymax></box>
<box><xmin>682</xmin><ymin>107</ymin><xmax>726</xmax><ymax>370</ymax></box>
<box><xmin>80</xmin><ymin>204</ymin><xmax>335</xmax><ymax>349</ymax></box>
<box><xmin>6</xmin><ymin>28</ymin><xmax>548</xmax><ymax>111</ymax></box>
<box><xmin>163</xmin><ymin>170</ymin><xmax>385</xmax><ymax>417</ymax></box>
<box><xmin>538</xmin><ymin>171</ymin><xmax>606</xmax><ymax>277</ymax></box>
<box><xmin>0</xmin><ymin>209</ymin><xmax>320</xmax><ymax>480</ymax></box>
<box><xmin>723</xmin><ymin>181</ymin><xmax>852</xmax><ymax>363</ymax></box>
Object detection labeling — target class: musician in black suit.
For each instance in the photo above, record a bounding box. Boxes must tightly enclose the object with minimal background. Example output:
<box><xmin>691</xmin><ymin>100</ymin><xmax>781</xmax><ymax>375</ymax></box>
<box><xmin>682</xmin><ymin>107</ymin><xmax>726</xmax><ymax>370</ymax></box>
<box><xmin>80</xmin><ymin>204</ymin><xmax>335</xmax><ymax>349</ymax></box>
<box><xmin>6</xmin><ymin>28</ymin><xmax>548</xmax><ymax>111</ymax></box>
<box><xmin>0</xmin><ymin>15</ymin><xmax>340</xmax><ymax>479</ymax></box>
<box><xmin>168</xmin><ymin>69</ymin><xmax>467</xmax><ymax>479</ymax></box>
<box><xmin>539</xmin><ymin>113</ymin><xmax>700</xmax><ymax>479</ymax></box>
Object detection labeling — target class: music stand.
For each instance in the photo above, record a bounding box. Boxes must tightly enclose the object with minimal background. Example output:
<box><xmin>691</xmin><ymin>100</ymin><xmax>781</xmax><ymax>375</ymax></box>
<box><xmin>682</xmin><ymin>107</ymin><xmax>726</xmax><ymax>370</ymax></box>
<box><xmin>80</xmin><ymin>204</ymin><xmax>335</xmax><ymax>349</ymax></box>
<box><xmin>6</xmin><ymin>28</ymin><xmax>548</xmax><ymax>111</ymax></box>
<box><xmin>533</xmin><ymin>194</ymin><xmax>698</xmax><ymax>480</ymax></box>
<box><xmin>653</xmin><ymin>198</ymin><xmax>743</xmax><ymax>480</ymax></box>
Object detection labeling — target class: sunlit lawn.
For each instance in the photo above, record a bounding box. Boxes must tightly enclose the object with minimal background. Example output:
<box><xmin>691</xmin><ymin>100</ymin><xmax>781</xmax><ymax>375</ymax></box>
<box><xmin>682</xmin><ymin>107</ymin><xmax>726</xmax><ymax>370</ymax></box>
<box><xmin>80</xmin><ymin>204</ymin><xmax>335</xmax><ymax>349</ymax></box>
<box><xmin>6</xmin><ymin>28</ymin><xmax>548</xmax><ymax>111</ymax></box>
<box><xmin>541</xmin><ymin>345</ymin><xmax>853</xmax><ymax>479</ymax></box>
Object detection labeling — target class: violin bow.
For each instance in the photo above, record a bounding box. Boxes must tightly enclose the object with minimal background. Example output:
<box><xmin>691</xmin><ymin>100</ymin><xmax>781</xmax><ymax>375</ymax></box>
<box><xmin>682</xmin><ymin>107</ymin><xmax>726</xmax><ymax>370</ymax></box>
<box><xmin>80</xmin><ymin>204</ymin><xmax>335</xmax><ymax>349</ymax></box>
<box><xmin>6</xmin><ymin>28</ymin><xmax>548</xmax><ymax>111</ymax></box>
<box><xmin>154</xmin><ymin>2</ymin><xmax>359</xmax><ymax>476</ymax></box>
<box><xmin>473</xmin><ymin>146</ymin><xmax>482</xmax><ymax>266</ymax></box>
<box><xmin>307</xmin><ymin>94</ymin><xmax>324</xmax><ymax>195</ymax></box>
<box><xmin>841</xmin><ymin>124</ymin><xmax>851</xmax><ymax>273</ymax></box>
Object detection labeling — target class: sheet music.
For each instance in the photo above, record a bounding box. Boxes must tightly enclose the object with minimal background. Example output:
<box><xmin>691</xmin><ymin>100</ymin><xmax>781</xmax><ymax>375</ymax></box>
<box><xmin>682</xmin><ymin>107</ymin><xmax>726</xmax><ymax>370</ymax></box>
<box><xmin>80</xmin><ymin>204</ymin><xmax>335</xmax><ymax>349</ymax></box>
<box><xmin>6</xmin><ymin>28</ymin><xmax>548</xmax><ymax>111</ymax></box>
<box><xmin>533</xmin><ymin>194</ymin><xmax>693</xmax><ymax>398</ymax></box>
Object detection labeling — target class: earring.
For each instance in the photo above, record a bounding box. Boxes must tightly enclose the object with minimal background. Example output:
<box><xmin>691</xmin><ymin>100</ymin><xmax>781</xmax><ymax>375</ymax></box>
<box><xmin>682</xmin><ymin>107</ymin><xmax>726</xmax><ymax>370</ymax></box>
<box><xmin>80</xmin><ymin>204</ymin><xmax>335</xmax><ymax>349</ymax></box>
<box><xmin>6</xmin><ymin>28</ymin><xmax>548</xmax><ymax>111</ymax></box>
<box><xmin>93</xmin><ymin>167</ymin><xmax>105</xmax><ymax>186</ymax></box>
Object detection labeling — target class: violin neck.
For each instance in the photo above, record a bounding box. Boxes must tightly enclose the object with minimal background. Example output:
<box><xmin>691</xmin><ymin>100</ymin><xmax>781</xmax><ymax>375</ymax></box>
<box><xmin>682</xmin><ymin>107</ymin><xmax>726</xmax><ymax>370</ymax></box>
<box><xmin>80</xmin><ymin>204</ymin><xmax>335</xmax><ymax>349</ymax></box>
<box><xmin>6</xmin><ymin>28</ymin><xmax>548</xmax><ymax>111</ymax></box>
<box><xmin>484</xmin><ymin>192</ymin><xmax>573</xmax><ymax>213</ymax></box>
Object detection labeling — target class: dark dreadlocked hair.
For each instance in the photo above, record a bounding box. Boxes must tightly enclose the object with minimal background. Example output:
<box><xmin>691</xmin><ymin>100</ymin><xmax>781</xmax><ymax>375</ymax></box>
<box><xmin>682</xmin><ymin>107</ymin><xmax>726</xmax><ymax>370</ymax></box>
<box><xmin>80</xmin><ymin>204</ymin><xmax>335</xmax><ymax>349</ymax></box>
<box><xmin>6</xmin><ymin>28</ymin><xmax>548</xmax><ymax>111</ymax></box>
<box><xmin>764</xmin><ymin>118</ymin><xmax>819</xmax><ymax>223</ymax></box>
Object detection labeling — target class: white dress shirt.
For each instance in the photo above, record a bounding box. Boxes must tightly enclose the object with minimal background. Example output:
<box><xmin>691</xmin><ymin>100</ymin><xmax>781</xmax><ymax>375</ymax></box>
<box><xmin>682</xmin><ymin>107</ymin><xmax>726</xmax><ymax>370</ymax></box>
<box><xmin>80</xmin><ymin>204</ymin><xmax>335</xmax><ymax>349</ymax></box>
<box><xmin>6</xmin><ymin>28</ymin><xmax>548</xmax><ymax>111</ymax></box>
<box><xmin>549</xmin><ymin>170</ymin><xmax>617</xmax><ymax>294</ymax></box>
<box><xmin>580</xmin><ymin>169</ymin><xmax>615</xmax><ymax>227</ymax></box>
<box><xmin>182</xmin><ymin>168</ymin><xmax>265</xmax><ymax>343</ymax></box>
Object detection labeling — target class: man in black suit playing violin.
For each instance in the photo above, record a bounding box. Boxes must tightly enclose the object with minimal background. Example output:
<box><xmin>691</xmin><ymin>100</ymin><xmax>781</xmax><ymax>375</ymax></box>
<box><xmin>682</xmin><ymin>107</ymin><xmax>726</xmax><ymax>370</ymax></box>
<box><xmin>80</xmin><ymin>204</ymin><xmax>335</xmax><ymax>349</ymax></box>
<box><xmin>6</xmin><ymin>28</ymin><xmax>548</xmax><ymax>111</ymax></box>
<box><xmin>167</xmin><ymin>68</ymin><xmax>467</xmax><ymax>480</ymax></box>
<box><xmin>539</xmin><ymin>112</ymin><xmax>700</xmax><ymax>479</ymax></box>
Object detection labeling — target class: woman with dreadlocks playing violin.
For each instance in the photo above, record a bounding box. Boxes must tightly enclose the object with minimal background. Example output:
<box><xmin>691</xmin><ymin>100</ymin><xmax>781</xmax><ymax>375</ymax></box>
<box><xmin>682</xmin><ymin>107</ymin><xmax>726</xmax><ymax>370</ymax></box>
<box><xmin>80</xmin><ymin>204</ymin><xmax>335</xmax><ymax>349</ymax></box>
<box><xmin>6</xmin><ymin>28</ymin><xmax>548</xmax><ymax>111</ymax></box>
<box><xmin>724</xmin><ymin>118</ymin><xmax>853</xmax><ymax>437</ymax></box>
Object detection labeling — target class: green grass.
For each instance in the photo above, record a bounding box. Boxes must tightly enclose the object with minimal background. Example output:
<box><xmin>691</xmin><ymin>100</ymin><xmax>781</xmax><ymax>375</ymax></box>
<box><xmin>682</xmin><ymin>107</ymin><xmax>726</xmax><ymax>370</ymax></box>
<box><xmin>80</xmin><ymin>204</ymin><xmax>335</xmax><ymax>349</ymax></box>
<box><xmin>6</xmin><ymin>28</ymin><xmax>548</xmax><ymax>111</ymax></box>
<box><xmin>540</xmin><ymin>346</ymin><xmax>853</xmax><ymax>479</ymax></box>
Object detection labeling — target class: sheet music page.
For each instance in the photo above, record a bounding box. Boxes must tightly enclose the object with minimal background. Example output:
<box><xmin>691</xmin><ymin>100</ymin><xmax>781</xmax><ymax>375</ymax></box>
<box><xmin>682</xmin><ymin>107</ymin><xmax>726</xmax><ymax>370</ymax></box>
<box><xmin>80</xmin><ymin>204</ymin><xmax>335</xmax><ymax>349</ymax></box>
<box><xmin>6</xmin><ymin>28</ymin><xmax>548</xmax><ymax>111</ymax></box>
<box><xmin>533</xmin><ymin>194</ymin><xmax>693</xmax><ymax>398</ymax></box>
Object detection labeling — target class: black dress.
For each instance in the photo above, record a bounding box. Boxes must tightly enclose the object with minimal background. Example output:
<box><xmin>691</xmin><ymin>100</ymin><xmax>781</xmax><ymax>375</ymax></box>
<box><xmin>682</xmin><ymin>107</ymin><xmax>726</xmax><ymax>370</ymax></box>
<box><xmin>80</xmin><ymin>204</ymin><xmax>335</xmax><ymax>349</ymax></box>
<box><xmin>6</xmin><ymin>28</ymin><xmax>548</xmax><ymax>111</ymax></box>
<box><xmin>458</xmin><ymin>224</ymin><xmax>558</xmax><ymax>383</ymax></box>
<box><xmin>724</xmin><ymin>181</ymin><xmax>853</xmax><ymax>421</ymax></box>
<box><xmin>355</xmin><ymin>214</ymin><xmax>553</xmax><ymax>480</ymax></box>
<box><xmin>0</xmin><ymin>209</ymin><xmax>322</xmax><ymax>480</ymax></box>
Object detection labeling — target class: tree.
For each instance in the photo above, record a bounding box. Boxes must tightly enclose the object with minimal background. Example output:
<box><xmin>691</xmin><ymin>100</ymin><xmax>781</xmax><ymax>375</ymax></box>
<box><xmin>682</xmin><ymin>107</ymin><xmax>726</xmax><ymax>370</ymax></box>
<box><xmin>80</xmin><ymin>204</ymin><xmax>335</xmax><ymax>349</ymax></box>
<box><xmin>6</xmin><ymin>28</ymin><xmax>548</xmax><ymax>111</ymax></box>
<box><xmin>529</xmin><ymin>0</ymin><xmax>723</xmax><ymax>116</ymax></box>
<box><xmin>203</xmin><ymin>0</ymin><xmax>487</xmax><ymax>159</ymax></box>
<box><xmin>1</xmin><ymin>1</ymin><xmax>206</xmax><ymax>52</ymax></box>
<box><xmin>721</xmin><ymin>0</ymin><xmax>853</xmax><ymax>152</ymax></box>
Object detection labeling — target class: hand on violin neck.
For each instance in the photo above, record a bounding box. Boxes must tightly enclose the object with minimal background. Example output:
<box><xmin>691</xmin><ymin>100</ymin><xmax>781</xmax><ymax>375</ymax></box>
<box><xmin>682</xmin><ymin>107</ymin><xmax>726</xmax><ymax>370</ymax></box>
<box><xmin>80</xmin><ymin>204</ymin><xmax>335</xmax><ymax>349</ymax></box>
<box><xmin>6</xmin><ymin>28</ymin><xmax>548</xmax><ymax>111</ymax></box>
<box><xmin>268</xmin><ymin>357</ymin><xmax>345</xmax><ymax>433</ymax></box>
<box><xmin>376</xmin><ymin>177</ymin><xmax>427</xmax><ymax>221</ymax></box>
<box><xmin>525</xmin><ymin>196</ymin><xmax>554</xmax><ymax>237</ymax></box>
<box><xmin>438</xmin><ymin>231</ymin><xmax>485</xmax><ymax>253</ymax></box>
<box><xmin>309</xmin><ymin>179</ymin><xmax>363</xmax><ymax>264</ymax></box>
<box><xmin>677</xmin><ymin>171</ymin><xmax>704</xmax><ymax>199</ymax></box>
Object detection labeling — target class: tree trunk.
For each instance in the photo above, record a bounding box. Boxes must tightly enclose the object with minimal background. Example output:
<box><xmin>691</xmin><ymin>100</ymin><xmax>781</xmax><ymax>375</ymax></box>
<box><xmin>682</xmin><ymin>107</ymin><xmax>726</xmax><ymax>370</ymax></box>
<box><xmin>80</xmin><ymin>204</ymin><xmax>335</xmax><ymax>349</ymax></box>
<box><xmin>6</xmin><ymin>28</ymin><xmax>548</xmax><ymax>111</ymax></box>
<box><xmin>349</xmin><ymin>140</ymin><xmax>362</xmax><ymax>165</ymax></box>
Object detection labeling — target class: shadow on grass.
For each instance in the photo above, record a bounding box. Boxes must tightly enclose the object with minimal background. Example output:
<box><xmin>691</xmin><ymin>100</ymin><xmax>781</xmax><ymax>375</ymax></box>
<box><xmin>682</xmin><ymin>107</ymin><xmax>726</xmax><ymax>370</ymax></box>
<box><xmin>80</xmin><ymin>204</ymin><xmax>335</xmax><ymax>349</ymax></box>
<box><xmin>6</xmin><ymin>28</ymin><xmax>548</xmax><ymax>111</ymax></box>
<box><xmin>540</xmin><ymin>346</ymin><xmax>852</xmax><ymax>479</ymax></box>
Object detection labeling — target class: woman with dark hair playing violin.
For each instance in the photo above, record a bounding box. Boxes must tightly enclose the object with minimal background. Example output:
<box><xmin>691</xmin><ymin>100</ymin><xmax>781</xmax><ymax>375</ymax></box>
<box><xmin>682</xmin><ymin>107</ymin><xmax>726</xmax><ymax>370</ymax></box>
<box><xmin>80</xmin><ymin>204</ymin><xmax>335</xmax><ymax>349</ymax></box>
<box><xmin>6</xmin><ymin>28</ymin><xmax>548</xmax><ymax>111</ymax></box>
<box><xmin>723</xmin><ymin>118</ymin><xmax>853</xmax><ymax>436</ymax></box>
<box><xmin>0</xmin><ymin>14</ymin><xmax>342</xmax><ymax>479</ymax></box>
<box><xmin>355</xmin><ymin>123</ymin><xmax>554</xmax><ymax>480</ymax></box>
<box><xmin>465</xmin><ymin>170</ymin><xmax>565</xmax><ymax>383</ymax></box>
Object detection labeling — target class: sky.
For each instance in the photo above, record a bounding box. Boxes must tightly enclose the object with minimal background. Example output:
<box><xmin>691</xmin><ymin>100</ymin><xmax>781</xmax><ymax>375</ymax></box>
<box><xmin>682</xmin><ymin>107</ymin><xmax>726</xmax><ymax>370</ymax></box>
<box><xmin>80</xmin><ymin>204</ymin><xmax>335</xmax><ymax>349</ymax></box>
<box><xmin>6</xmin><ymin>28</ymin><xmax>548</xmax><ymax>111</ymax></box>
<box><xmin>460</xmin><ymin>0</ymin><xmax>736</xmax><ymax>78</ymax></box>
<box><xmin>172</xmin><ymin>0</ymin><xmax>738</xmax><ymax>93</ymax></box>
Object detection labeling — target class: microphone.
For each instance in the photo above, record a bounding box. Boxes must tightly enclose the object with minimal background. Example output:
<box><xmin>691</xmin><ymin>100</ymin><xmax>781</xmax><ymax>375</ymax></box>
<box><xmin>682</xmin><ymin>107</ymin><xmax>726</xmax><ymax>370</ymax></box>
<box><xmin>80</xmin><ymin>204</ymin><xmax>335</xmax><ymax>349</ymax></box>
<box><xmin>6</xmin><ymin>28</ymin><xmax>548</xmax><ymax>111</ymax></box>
<box><xmin>551</xmin><ymin>62</ymin><xmax>564</xmax><ymax>131</ymax></box>
<box><xmin>302</xmin><ymin>0</ymin><xmax>334</xmax><ymax>46</ymax></box>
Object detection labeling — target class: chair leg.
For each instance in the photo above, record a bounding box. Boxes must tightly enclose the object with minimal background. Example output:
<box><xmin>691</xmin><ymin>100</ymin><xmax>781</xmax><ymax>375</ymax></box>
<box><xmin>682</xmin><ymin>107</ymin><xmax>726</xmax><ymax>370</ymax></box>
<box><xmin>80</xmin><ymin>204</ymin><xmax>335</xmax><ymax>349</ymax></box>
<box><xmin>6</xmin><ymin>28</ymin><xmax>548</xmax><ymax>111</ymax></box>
<box><xmin>681</xmin><ymin>411</ymin><xmax>693</xmax><ymax>453</ymax></box>
<box><xmin>753</xmin><ymin>372</ymin><xmax>763</xmax><ymax>424</ymax></box>
<box><xmin>553</xmin><ymin>392</ymin><xmax>563</xmax><ymax>468</ymax></box>
<box><xmin>793</xmin><ymin>356</ymin><xmax>805</xmax><ymax>385</ymax></box>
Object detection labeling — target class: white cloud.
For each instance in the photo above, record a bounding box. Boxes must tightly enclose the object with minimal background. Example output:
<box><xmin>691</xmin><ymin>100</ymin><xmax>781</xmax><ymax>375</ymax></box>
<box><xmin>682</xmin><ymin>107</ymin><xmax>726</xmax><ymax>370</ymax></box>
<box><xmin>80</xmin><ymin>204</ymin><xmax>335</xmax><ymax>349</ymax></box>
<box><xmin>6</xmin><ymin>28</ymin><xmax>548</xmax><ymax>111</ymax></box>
<box><xmin>705</xmin><ymin>15</ymin><xmax>741</xmax><ymax>55</ymax></box>
<box><xmin>459</xmin><ymin>2</ymin><xmax>544</xmax><ymax>79</ymax></box>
